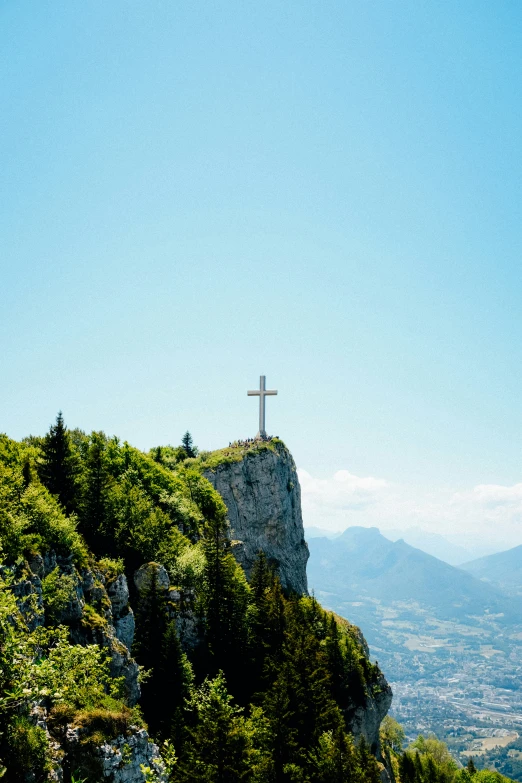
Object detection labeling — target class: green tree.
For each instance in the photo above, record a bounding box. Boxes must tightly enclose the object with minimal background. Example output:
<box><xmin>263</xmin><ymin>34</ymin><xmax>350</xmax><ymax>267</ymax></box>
<box><xmin>133</xmin><ymin>567</ymin><xmax>169</xmax><ymax>724</ymax></box>
<box><xmin>181</xmin><ymin>432</ymin><xmax>197</xmax><ymax>458</ymax></box>
<box><xmin>201</xmin><ymin>495</ymin><xmax>249</xmax><ymax>687</ymax></box>
<box><xmin>155</xmin><ymin>620</ymin><xmax>193</xmax><ymax>746</ymax></box>
<box><xmin>40</xmin><ymin>412</ymin><xmax>79</xmax><ymax>515</ymax></box>
<box><xmin>79</xmin><ymin>431</ymin><xmax>111</xmax><ymax>551</ymax></box>
<box><xmin>399</xmin><ymin>752</ymin><xmax>418</xmax><ymax>783</ymax></box>
<box><xmin>177</xmin><ymin>672</ymin><xmax>252</xmax><ymax>782</ymax></box>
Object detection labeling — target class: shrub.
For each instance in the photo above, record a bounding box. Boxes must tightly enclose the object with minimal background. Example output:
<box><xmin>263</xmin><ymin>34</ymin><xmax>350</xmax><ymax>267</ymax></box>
<box><xmin>42</xmin><ymin>567</ymin><xmax>79</xmax><ymax>625</ymax></box>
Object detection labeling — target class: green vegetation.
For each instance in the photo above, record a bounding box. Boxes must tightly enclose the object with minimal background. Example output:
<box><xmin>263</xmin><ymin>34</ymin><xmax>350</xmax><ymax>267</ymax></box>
<box><xmin>191</xmin><ymin>437</ymin><xmax>283</xmax><ymax>472</ymax></box>
<box><xmin>0</xmin><ymin>414</ymin><xmax>517</xmax><ymax>783</ymax></box>
<box><xmin>380</xmin><ymin>721</ymin><xmax>516</xmax><ymax>783</ymax></box>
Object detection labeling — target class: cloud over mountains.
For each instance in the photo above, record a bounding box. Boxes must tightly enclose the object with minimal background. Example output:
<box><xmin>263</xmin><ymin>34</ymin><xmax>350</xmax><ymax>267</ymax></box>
<box><xmin>297</xmin><ymin>467</ymin><xmax>522</xmax><ymax>550</ymax></box>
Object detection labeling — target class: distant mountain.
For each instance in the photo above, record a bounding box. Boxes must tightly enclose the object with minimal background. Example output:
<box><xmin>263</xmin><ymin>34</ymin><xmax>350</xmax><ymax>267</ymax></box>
<box><xmin>304</xmin><ymin>526</ymin><xmax>341</xmax><ymax>539</ymax></box>
<box><xmin>461</xmin><ymin>544</ymin><xmax>522</xmax><ymax>596</ymax></box>
<box><xmin>308</xmin><ymin>526</ymin><xmax>520</xmax><ymax>622</ymax></box>
<box><xmin>381</xmin><ymin>527</ymin><xmax>473</xmax><ymax>565</ymax></box>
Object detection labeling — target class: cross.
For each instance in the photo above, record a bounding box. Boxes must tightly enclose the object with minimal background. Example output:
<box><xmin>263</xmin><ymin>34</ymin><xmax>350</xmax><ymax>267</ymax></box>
<box><xmin>248</xmin><ymin>375</ymin><xmax>278</xmax><ymax>440</ymax></box>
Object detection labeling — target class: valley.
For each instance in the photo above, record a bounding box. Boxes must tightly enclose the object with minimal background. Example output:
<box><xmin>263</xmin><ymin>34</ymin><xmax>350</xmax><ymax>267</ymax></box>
<box><xmin>308</xmin><ymin>528</ymin><xmax>522</xmax><ymax>779</ymax></box>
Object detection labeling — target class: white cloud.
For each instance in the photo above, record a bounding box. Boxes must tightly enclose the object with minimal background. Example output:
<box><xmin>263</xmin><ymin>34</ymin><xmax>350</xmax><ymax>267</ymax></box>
<box><xmin>297</xmin><ymin>468</ymin><xmax>389</xmax><ymax>513</ymax></box>
<box><xmin>298</xmin><ymin>467</ymin><xmax>522</xmax><ymax>550</ymax></box>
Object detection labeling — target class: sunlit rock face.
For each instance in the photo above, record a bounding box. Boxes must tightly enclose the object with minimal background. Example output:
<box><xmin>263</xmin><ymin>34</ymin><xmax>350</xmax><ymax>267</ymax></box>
<box><xmin>204</xmin><ymin>442</ymin><xmax>309</xmax><ymax>595</ymax></box>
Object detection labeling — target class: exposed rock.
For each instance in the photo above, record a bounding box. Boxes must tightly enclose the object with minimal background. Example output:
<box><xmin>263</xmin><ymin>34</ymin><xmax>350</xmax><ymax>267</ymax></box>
<box><xmin>10</xmin><ymin>570</ymin><xmax>44</xmax><ymax>630</ymax></box>
<box><xmin>349</xmin><ymin>670</ymin><xmax>393</xmax><ymax>756</ymax></box>
<box><xmin>108</xmin><ymin>574</ymin><xmax>136</xmax><ymax>650</ymax></box>
<box><xmin>96</xmin><ymin>729</ymin><xmax>167</xmax><ymax>782</ymax></box>
<box><xmin>134</xmin><ymin>562</ymin><xmax>170</xmax><ymax>594</ymax></box>
<box><xmin>63</xmin><ymin>725</ymin><xmax>166</xmax><ymax>782</ymax></box>
<box><xmin>204</xmin><ymin>441</ymin><xmax>309</xmax><ymax>594</ymax></box>
<box><xmin>73</xmin><ymin>622</ymin><xmax>141</xmax><ymax>706</ymax></box>
<box><xmin>108</xmin><ymin>573</ymin><xmax>130</xmax><ymax>616</ymax></box>
<box><xmin>27</xmin><ymin>553</ymin><xmax>44</xmax><ymax>578</ymax></box>
<box><xmin>50</xmin><ymin>571</ymin><xmax>85</xmax><ymax>625</ymax></box>
<box><xmin>115</xmin><ymin>611</ymin><xmax>135</xmax><ymax>651</ymax></box>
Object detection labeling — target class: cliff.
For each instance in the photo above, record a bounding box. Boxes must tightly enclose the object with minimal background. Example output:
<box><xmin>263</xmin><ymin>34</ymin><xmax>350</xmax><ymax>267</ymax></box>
<box><xmin>201</xmin><ymin>440</ymin><xmax>391</xmax><ymax>754</ymax></box>
<box><xmin>202</xmin><ymin>440</ymin><xmax>309</xmax><ymax>595</ymax></box>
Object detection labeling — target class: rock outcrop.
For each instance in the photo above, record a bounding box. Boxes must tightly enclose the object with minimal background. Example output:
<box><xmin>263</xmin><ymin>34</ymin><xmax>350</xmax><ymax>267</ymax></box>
<box><xmin>350</xmin><ymin>672</ymin><xmax>392</xmax><ymax>755</ymax></box>
<box><xmin>204</xmin><ymin>441</ymin><xmax>309</xmax><ymax>595</ymax></box>
<box><xmin>3</xmin><ymin>554</ymin><xmax>140</xmax><ymax>707</ymax></box>
<box><xmin>64</xmin><ymin>725</ymin><xmax>167</xmax><ymax>783</ymax></box>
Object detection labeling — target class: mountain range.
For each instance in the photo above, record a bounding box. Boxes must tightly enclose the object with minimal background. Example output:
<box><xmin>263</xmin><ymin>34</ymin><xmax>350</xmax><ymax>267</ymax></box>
<box><xmin>307</xmin><ymin>526</ymin><xmax>520</xmax><ymax>623</ymax></box>
<box><xmin>461</xmin><ymin>544</ymin><xmax>522</xmax><ymax>596</ymax></box>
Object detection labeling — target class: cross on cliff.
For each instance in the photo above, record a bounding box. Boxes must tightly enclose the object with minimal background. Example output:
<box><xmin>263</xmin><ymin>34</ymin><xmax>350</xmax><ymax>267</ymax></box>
<box><xmin>247</xmin><ymin>375</ymin><xmax>277</xmax><ymax>440</ymax></box>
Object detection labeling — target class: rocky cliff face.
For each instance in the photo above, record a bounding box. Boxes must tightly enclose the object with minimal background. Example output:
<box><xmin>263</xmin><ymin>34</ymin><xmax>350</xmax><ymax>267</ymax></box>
<box><xmin>5</xmin><ymin>555</ymin><xmax>150</xmax><ymax>781</ymax></box>
<box><xmin>204</xmin><ymin>441</ymin><xmax>392</xmax><ymax>756</ymax></box>
<box><xmin>203</xmin><ymin>441</ymin><xmax>309</xmax><ymax>595</ymax></box>
<box><xmin>348</xmin><ymin>630</ymin><xmax>393</xmax><ymax>755</ymax></box>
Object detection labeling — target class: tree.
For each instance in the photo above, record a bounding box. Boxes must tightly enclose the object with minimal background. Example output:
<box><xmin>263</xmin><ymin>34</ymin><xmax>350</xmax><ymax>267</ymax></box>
<box><xmin>177</xmin><ymin>672</ymin><xmax>252</xmax><ymax>782</ymax></box>
<box><xmin>155</xmin><ymin>620</ymin><xmax>193</xmax><ymax>746</ymax></box>
<box><xmin>467</xmin><ymin>759</ymin><xmax>477</xmax><ymax>776</ymax></box>
<box><xmin>39</xmin><ymin>412</ymin><xmax>79</xmax><ymax>515</ymax></box>
<box><xmin>200</xmin><ymin>489</ymin><xmax>249</xmax><ymax>688</ymax></box>
<box><xmin>399</xmin><ymin>752</ymin><xmax>417</xmax><ymax>783</ymax></box>
<box><xmin>181</xmin><ymin>432</ymin><xmax>197</xmax><ymax>458</ymax></box>
<box><xmin>79</xmin><ymin>431</ymin><xmax>111</xmax><ymax>551</ymax></box>
<box><xmin>133</xmin><ymin>567</ymin><xmax>169</xmax><ymax>723</ymax></box>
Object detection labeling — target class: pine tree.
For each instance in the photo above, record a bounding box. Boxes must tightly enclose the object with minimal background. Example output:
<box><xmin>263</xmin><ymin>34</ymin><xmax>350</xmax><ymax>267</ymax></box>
<box><xmin>181</xmin><ymin>431</ymin><xmax>197</xmax><ymax>458</ymax></box>
<box><xmin>133</xmin><ymin>567</ymin><xmax>169</xmax><ymax>726</ymax></box>
<box><xmin>156</xmin><ymin>620</ymin><xmax>193</xmax><ymax>745</ymax></box>
<box><xmin>467</xmin><ymin>758</ymin><xmax>477</xmax><ymax>776</ymax></box>
<box><xmin>40</xmin><ymin>412</ymin><xmax>79</xmax><ymax>514</ymax></box>
<box><xmin>309</xmin><ymin>726</ymin><xmax>360</xmax><ymax>783</ymax></box>
<box><xmin>413</xmin><ymin>750</ymin><xmax>424</xmax><ymax>782</ymax></box>
<box><xmin>80</xmin><ymin>431</ymin><xmax>111</xmax><ymax>551</ymax></box>
<box><xmin>399</xmin><ymin>752</ymin><xmax>418</xmax><ymax>783</ymax></box>
<box><xmin>177</xmin><ymin>672</ymin><xmax>252</xmax><ymax>783</ymax></box>
<box><xmin>201</xmin><ymin>500</ymin><xmax>249</xmax><ymax>687</ymax></box>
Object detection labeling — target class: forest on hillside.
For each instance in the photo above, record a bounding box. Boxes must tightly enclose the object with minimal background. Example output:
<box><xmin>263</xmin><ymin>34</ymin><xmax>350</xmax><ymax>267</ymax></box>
<box><xmin>0</xmin><ymin>414</ymin><xmax>517</xmax><ymax>783</ymax></box>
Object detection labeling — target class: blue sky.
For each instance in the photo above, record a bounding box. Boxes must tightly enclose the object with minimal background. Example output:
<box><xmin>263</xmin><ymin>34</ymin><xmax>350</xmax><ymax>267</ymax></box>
<box><xmin>2</xmin><ymin>2</ymin><xmax>522</xmax><ymax>542</ymax></box>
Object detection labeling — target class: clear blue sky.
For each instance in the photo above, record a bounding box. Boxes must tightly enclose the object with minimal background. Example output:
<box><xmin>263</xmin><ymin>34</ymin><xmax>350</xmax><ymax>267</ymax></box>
<box><xmin>2</xmin><ymin>1</ymin><xmax>522</xmax><ymax>494</ymax></box>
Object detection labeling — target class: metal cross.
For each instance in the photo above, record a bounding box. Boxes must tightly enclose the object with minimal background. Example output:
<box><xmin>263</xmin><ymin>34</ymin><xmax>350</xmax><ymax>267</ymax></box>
<box><xmin>248</xmin><ymin>375</ymin><xmax>278</xmax><ymax>439</ymax></box>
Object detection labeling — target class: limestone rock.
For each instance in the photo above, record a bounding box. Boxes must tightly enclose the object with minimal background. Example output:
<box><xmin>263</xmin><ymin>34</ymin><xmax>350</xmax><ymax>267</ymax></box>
<box><xmin>204</xmin><ymin>441</ymin><xmax>309</xmax><ymax>594</ymax></box>
<box><xmin>115</xmin><ymin>611</ymin><xmax>135</xmax><ymax>651</ymax></box>
<box><xmin>9</xmin><ymin>570</ymin><xmax>44</xmax><ymax>630</ymax></box>
<box><xmin>108</xmin><ymin>573</ymin><xmax>130</xmax><ymax>616</ymax></box>
<box><xmin>134</xmin><ymin>562</ymin><xmax>170</xmax><ymax>594</ymax></box>
<box><xmin>348</xmin><ymin>670</ymin><xmax>393</xmax><ymax>756</ymax></box>
<box><xmin>108</xmin><ymin>573</ymin><xmax>135</xmax><ymax>650</ymax></box>
<box><xmin>96</xmin><ymin>729</ymin><xmax>167</xmax><ymax>782</ymax></box>
<box><xmin>63</xmin><ymin>725</ymin><xmax>166</xmax><ymax>783</ymax></box>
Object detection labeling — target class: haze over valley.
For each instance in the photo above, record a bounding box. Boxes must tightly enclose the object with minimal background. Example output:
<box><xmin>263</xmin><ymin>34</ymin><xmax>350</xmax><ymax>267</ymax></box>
<box><xmin>307</xmin><ymin>526</ymin><xmax>522</xmax><ymax>778</ymax></box>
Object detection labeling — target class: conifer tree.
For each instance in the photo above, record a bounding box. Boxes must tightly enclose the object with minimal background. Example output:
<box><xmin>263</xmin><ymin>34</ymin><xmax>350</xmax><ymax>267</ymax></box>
<box><xmin>133</xmin><ymin>568</ymin><xmax>169</xmax><ymax>724</ymax></box>
<box><xmin>177</xmin><ymin>672</ymin><xmax>252</xmax><ymax>783</ymax></box>
<box><xmin>201</xmin><ymin>498</ymin><xmax>249</xmax><ymax>687</ymax></box>
<box><xmin>80</xmin><ymin>431</ymin><xmax>110</xmax><ymax>551</ymax></box>
<box><xmin>399</xmin><ymin>752</ymin><xmax>418</xmax><ymax>783</ymax></box>
<box><xmin>308</xmin><ymin>726</ymin><xmax>361</xmax><ymax>783</ymax></box>
<box><xmin>156</xmin><ymin>619</ymin><xmax>193</xmax><ymax>745</ymax></box>
<box><xmin>40</xmin><ymin>412</ymin><xmax>79</xmax><ymax>514</ymax></box>
<box><xmin>414</xmin><ymin>750</ymin><xmax>424</xmax><ymax>782</ymax></box>
<box><xmin>181</xmin><ymin>431</ymin><xmax>197</xmax><ymax>458</ymax></box>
